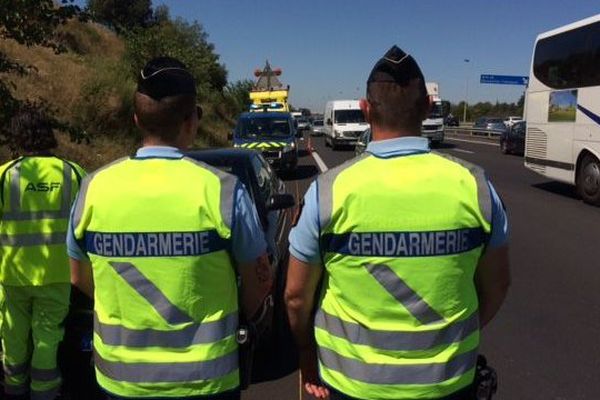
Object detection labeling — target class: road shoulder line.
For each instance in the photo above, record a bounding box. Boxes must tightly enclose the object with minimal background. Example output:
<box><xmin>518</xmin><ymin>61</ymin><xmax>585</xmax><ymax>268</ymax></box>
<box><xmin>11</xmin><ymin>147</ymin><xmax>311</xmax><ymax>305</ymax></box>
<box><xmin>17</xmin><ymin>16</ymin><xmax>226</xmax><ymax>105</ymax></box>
<box><xmin>312</xmin><ymin>151</ymin><xmax>329</xmax><ymax>173</ymax></box>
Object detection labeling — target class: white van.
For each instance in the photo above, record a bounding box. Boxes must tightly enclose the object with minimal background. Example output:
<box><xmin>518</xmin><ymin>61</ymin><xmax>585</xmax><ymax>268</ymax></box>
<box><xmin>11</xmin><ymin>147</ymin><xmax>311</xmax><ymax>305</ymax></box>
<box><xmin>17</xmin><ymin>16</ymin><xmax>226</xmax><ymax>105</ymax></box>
<box><xmin>323</xmin><ymin>100</ymin><xmax>369</xmax><ymax>150</ymax></box>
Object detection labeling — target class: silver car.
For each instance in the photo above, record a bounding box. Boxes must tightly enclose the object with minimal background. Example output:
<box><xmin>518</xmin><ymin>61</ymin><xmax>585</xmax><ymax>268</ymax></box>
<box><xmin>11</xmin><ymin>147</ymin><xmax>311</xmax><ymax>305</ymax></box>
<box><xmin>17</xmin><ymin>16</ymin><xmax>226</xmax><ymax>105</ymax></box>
<box><xmin>311</xmin><ymin>119</ymin><xmax>326</xmax><ymax>136</ymax></box>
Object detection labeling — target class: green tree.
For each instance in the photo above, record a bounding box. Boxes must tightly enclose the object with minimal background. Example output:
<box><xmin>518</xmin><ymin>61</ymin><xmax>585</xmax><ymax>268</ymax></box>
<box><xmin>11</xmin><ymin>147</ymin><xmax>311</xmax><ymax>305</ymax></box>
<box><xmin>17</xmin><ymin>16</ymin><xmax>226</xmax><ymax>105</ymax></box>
<box><xmin>0</xmin><ymin>0</ymin><xmax>82</xmax><ymax>149</ymax></box>
<box><xmin>223</xmin><ymin>80</ymin><xmax>253</xmax><ymax>115</ymax></box>
<box><xmin>125</xmin><ymin>17</ymin><xmax>227</xmax><ymax>98</ymax></box>
<box><xmin>86</xmin><ymin>0</ymin><xmax>152</xmax><ymax>33</ymax></box>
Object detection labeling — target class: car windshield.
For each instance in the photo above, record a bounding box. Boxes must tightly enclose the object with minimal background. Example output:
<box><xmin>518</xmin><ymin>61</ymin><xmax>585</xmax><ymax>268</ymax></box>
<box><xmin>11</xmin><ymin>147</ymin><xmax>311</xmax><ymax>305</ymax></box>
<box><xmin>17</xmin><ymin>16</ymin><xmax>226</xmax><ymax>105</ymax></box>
<box><xmin>428</xmin><ymin>103</ymin><xmax>444</xmax><ymax>118</ymax></box>
<box><xmin>237</xmin><ymin>117</ymin><xmax>291</xmax><ymax>139</ymax></box>
<box><xmin>190</xmin><ymin>155</ymin><xmax>252</xmax><ymax>190</ymax></box>
<box><xmin>335</xmin><ymin>109</ymin><xmax>365</xmax><ymax>123</ymax></box>
<box><xmin>313</xmin><ymin>120</ymin><xmax>323</xmax><ymax>126</ymax></box>
<box><xmin>487</xmin><ymin>119</ymin><xmax>504</xmax><ymax>124</ymax></box>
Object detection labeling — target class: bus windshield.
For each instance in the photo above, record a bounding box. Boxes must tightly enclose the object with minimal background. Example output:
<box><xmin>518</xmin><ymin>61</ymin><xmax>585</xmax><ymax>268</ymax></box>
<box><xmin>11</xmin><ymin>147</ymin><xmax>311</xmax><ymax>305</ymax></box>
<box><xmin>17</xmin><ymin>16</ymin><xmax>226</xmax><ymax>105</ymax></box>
<box><xmin>237</xmin><ymin>117</ymin><xmax>291</xmax><ymax>139</ymax></box>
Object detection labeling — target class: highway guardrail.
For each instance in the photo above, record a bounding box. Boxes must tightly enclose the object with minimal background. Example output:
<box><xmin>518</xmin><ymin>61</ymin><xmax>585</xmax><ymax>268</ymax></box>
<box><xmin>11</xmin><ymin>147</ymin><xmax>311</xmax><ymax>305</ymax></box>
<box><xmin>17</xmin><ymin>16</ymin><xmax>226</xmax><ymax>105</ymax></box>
<box><xmin>445</xmin><ymin>126</ymin><xmax>505</xmax><ymax>138</ymax></box>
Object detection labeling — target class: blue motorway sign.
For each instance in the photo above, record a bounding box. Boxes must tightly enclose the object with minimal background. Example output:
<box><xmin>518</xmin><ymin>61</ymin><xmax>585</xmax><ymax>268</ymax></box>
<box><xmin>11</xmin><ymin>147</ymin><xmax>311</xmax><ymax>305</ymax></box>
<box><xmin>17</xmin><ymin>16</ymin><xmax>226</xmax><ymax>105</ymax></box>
<box><xmin>480</xmin><ymin>74</ymin><xmax>529</xmax><ymax>86</ymax></box>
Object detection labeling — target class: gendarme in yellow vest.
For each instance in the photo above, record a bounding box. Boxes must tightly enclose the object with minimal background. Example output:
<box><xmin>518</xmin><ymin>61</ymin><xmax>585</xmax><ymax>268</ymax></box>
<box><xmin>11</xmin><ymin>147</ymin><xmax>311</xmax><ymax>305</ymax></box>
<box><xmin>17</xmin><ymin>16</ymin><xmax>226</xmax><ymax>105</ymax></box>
<box><xmin>0</xmin><ymin>156</ymin><xmax>84</xmax><ymax>285</ymax></box>
<box><xmin>72</xmin><ymin>156</ymin><xmax>240</xmax><ymax>398</ymax></box>
<box><xmin>315</xmin><ymin>151</ymin><xmax>492</xmax><ymax>399</ymax></box>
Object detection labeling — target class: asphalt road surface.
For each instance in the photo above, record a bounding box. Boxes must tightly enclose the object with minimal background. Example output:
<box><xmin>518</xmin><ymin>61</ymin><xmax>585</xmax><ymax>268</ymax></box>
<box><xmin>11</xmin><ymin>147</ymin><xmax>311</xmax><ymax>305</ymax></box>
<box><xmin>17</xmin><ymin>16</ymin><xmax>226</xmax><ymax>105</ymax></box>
<box><xmin>243</xmin><ymin>132</ymin><xmax>600</xmax><ymax>400</ymax></box>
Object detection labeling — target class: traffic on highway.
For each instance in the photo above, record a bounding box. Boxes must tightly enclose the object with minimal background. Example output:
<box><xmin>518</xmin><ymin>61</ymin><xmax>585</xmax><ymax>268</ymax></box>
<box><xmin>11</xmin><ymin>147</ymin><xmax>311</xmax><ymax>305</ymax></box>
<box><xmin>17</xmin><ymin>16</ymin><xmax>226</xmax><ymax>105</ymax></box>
<box><xmin>1</xmin><ymin>4</ymin><xmax>600</xmax><ymax>400</ymax></box>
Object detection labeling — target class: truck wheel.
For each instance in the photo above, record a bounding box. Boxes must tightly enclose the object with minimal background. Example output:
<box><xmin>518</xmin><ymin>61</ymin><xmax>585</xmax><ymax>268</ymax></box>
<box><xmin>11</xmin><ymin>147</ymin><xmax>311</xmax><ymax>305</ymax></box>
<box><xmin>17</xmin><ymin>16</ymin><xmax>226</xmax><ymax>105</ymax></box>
<box><xmin>331</xmin><ymin>140</ymin><xmax>338</xmax><ymax>151</ymax></box>
<box><xmin>577</xmin><ymin>154</ymin><xmax>600</xmax><ymax>206</ymax></box>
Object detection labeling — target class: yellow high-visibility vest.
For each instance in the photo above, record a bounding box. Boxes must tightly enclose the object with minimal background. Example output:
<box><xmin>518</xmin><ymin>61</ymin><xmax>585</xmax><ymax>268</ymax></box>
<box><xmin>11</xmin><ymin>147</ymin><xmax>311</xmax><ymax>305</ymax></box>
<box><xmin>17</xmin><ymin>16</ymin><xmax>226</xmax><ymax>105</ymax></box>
<box><xmin>0</xmin><ymin>156</ymin><xmax>85</xmax><ymax>285</ymax></box>
<box><xmin>72</xmin><ymin>156</ymin><xmax>240</xmax><ymax>397</ymax></box>
<box><xmin>315</xmin><ymin>151</ymin><xmax>492</xmax><ymax>399</ymax></box>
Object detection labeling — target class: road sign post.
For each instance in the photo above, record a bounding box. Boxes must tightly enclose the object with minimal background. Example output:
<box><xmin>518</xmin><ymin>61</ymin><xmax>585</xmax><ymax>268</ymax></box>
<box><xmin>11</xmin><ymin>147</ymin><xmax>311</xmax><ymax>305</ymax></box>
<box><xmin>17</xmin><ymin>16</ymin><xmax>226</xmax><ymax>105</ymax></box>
<box><xmin>480</xmin><ymin>75</ymin><xmax>529</xmax><ymax>86</ymax></box>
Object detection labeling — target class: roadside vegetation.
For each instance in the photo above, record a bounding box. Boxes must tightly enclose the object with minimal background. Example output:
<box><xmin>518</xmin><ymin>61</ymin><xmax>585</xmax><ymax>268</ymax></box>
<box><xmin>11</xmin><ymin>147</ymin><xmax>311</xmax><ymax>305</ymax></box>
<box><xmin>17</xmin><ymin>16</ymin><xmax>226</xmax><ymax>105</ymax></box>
<box><xmin>0</xmin><ymin>0</ymin><xmax>252</xmax><ymax>171</ymax></box>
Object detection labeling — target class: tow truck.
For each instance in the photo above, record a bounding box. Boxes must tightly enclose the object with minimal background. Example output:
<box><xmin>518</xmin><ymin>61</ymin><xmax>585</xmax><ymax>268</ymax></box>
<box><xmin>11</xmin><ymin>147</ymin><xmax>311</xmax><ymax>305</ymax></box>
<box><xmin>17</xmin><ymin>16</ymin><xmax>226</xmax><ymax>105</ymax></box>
<box><xmin>231</xmin><ymin>62</ymin><xmax>298</xmax><ymax>172</ymax></box>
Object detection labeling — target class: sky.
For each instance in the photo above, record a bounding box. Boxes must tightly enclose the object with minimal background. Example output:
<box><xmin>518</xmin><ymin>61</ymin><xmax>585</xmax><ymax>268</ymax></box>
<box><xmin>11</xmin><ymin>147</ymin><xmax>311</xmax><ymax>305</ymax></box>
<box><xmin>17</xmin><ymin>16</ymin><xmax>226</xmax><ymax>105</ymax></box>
<box><xmin>81</xmin><ymin>1</ymin><xmax>599</xmax><ymax>112</ymax></box>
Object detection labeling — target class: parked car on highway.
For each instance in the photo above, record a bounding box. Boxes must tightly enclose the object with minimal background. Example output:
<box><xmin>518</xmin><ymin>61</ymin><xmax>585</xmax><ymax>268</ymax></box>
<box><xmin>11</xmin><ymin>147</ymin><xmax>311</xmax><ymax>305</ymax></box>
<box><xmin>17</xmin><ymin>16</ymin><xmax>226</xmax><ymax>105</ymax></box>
<box><xmin>54</xmin><ymin>149</ymin><xmax>298</xmax><ymax>399</ymax></box>
<box><xmin>474</xmin><ymin>117</ymin><xmax>507</xmax><ymax>135</ymax></box>
<box><xmin>503</xmin><ymin>115</ymin><xmax>523</xmax><ymax>127</ymax></box>
<box><xmin>296</xmin><ymin>116</ymin><xmax>310</xmax><ymax>131</ymax></box>
<box><xmin>311</xmin><ymin>119</ymin><xmax>326</xmax><ymax>136</ymax></box>
<box><xmin>355</xmin><ymin>128</ymin><xmax>371</xmax><ymax>156</ymax></box>
<box><xmin>500</xmin><ymin>120</ymin><xmax>526</xmax><ymax>155</ymax></box>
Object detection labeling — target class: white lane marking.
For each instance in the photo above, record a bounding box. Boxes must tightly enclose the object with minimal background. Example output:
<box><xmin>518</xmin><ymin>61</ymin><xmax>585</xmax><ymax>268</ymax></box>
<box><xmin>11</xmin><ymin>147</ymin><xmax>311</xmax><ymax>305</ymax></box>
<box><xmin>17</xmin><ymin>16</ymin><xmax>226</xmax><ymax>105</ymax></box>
<box><xmin>451</xmin><ymin>148</ymin><xmax>474</xmax><ymax>154</ymax></box>
<box><xmin>312</xmin><ymin>151</ymin><xmax>329</xmax><ymax>173</ymax></box>
<box><xmin>446</xmin><ymin>137</ymin><xmax>499</xmax><ymax>147</ymax></box>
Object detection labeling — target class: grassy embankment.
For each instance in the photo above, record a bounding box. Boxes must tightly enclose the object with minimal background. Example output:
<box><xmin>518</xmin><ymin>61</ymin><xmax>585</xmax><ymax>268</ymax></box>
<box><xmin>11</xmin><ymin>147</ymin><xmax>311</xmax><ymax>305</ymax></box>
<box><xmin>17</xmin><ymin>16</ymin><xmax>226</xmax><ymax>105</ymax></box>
<box><xmin>0</xmin><ymin>20</ymin><xmax>232</xmax><ymax>171</ymax></box>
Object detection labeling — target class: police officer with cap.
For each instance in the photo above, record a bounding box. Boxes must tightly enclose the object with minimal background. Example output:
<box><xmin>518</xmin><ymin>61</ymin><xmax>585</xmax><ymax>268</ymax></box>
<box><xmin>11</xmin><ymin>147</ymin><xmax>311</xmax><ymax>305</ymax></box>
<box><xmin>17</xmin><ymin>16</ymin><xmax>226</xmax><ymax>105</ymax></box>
<box><xmin>68</xmin><ymin>57</ymin><xmax>273</xmax><ymax>400</ymax></box>
<box><xmin>285</xmin><ymin>46</ymin><xmax>510</xmax><ymax>400</ymax></box>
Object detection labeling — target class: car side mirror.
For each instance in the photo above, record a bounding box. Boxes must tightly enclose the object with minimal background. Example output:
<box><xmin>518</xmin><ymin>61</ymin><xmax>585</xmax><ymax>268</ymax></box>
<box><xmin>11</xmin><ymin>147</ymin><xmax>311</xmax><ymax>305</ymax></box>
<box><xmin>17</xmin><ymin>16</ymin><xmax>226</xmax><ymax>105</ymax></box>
<box><xmin>267</xmin><ymin>194</ymin><xmax>295</xmax><ymax>211</ymax></box>
<box><xmin>326</xmin><ymin>118</ymin><xmax>332</xmax><ymax>125</ymax></box>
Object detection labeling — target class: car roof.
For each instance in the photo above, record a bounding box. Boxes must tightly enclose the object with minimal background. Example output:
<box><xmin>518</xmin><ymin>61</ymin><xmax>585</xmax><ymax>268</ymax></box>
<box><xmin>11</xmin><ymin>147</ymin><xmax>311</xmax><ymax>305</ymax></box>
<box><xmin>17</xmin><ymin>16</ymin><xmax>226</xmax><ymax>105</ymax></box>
<box><xmin>239</xmin><ymin>112</ymin><xmax>291</xmax><ymax>119</ymax></box>
<box><xmin>185</xmin><ymin>148</ymin><xmax>257</xmax><ymax>163</ymax></box>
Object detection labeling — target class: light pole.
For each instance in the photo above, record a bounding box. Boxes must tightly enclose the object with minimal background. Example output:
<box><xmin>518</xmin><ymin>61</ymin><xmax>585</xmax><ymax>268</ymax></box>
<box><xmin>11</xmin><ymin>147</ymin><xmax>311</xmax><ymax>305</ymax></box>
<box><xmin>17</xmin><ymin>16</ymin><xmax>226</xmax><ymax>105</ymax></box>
<box><xmin>463</xmin><ymin>59</ymin><xmax>470</xmax><ymax>123</ymax></box>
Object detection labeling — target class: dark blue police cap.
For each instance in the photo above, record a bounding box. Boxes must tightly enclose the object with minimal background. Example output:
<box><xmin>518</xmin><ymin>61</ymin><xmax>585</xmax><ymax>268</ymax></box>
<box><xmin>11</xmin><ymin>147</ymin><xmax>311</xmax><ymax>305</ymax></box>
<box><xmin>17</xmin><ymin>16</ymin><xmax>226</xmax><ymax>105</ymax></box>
<box><xmin>137</xmin><ymin>57</ymin><xmax>197</xmax><ymax>100</ymax></box>
<box><xmin>367</xmin><ymin>45</ymin><xmax>424</xmax><ymax>87</ymax></box>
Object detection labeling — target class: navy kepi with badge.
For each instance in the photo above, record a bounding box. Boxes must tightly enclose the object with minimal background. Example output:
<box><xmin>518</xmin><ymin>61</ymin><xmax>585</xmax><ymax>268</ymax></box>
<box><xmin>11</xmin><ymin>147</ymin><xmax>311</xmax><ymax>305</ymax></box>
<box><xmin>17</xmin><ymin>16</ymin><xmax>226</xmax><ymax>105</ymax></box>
<box><xmin>367</xmin><ymin>45</ymin><xmax>425</xmax><ymax>87</ymax></box>
<box><xmin>137</xmin><ymin>56</ymin><xmax>197</xmax><ymax>100</ymax></box>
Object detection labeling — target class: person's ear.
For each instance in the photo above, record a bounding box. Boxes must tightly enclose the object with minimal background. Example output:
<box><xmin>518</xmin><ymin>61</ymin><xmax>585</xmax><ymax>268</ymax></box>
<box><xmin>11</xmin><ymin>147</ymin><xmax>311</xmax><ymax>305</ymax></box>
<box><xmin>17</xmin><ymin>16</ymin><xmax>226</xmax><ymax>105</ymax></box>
<box><xmin>359</xmin><ymin>98</ymin><xmax>372</xmax><ymax>124</ymax></box>
<box><xmin>133</xmin><ymin>113</ymin><xmax>141</xmax><ymax>128</ymax></box>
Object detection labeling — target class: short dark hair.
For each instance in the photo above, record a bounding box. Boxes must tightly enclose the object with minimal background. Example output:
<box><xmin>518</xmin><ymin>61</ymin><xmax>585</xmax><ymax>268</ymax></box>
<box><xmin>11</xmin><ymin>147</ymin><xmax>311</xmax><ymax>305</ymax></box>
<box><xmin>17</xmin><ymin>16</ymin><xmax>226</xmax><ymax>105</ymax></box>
<box><xmin>10</xmin><ymin>103</ymin><xmax>58</xmax><ymax>153</ymax></box>
<box><xmin>367</xmin><ymin>79</ymin><xmax>429</xmax><ymax>132</ymax></box>
<box><xmin>134</xmin><ymin>92</ymin><xmax>196</xmax><ymax>141</ymax></box>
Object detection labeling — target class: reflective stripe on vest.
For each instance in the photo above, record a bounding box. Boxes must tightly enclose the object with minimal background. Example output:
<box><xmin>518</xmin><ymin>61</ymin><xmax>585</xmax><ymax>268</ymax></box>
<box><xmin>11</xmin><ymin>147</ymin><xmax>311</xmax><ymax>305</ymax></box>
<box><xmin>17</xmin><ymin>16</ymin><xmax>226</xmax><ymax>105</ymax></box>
<box><xmin>95</xmin><ymin>312</ymin><xmax>238</xmax><ymax>348</ymax></box>
<box><xmin>319</xmin><ymin>347</ymin><xmax>478</xmax><ymax>385</ymax></box>
<box><xmin>315</xmin><ymin>309</ymin><xmax>479</xmax><ymax>351</ymax></box>
<box><xmin>315</xmin><ymin>152</ymin><xmax>491</xmax><ymax>399</ymax></box>
<box><xmin>95</xmin><ymin>350</ymin><xmax>238</xmax><ymax>383</ymax></box>
<box><xmin>0</xmin><ymin>232</ymin><xmax>66</xmax><ymax>246</ymax></box>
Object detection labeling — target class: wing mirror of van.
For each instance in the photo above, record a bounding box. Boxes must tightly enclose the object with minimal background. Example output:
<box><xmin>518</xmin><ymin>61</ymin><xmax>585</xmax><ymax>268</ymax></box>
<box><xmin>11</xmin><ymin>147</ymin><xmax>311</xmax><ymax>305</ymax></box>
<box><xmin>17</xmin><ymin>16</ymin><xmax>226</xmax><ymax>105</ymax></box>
<box><xmin>326</xmin><ymin>118</ymin><xmax>332</xmax><ymax>125</ymax></box>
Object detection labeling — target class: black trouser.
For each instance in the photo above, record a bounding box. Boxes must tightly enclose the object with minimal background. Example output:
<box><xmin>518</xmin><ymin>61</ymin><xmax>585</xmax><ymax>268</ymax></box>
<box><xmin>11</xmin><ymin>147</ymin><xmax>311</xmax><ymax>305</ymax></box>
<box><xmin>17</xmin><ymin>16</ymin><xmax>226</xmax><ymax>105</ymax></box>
<box><xmin>104</xmin><ymin>389</ymin><xmax>241</xmax><ymax>400</ymax></box>
<box><xmin>327</xmin><ymin>384</ymin><xmax>474</xmax><ymax>400</ymax></box>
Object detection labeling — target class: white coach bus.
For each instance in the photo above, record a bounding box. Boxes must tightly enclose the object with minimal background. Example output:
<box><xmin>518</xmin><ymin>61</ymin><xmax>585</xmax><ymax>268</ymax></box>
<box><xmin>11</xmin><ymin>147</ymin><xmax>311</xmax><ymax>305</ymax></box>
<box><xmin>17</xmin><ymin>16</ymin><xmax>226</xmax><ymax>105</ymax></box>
<box><xmin>524</xmin><ymin>14</ymin><xmax>600</xmax><ymax>205</ymax></box>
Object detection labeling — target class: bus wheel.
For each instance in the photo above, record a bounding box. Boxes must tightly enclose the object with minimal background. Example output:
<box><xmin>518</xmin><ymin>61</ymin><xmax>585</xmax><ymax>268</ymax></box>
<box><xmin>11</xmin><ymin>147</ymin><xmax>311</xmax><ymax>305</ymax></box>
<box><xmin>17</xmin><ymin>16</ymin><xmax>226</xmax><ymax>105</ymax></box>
<box><xmin>578</xmin><ymin>154</ymin><xmax>600</xmax><ymax>206</ymax></box>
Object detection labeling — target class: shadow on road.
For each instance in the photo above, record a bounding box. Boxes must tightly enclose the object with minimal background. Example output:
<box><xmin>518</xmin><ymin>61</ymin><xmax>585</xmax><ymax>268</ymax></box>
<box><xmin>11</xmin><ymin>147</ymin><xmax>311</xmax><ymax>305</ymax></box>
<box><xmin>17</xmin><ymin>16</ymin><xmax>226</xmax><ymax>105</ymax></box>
<box><xmin>532</xmin><ymin>181</ymin><xmax>579</xmax><ymax>200</ymax></box>
<box><xmin>297</xmin><ymin>149</ymin><xmax>310</xmax><ymax>158</ymax></box>
<box><xmin>280</xmin><ymin>165</ymin><xmax>319</xmax><ymax>181</ymax></box>
<box><xmin>432</xmin><ymin>142</ymin><xmax>456</xmax><ymax>150</ymax></box>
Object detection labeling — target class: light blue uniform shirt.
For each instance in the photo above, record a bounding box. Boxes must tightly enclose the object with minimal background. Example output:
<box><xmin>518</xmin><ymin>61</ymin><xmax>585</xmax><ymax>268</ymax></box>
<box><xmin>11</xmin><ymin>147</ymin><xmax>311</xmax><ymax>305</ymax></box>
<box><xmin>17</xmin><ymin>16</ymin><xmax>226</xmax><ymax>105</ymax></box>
<box><xmin>67</xmin><ymin>146</ymin><xmax>267</xmax><ymax>263</ymax></box>
<box><xmin>289</xmin><ymin>137</ymin><xmax>509</xmax><ymax>264</ymax></box>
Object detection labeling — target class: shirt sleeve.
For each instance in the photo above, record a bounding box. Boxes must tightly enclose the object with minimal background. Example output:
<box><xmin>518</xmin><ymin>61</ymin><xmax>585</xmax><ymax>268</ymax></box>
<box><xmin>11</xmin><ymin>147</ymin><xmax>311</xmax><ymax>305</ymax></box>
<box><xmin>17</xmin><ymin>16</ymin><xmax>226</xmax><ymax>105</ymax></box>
<box><xmin>288</xmin><ymin>181</ymin><xmax>321</xmax><ymax>265</ymax></box>
<box><xmin>487</xmin><ymin>181</ymin><xmax>509</xmax><ymax>248</ymax></box>
<box><xmin>66</xmin><ymin>196</ymin><xmax>88</xmax><ymax>261</ymax></box>
<box><xmin>230</xmin><ymin>182</ymin><xmax>267</xmax><ymax>263</ymax></box>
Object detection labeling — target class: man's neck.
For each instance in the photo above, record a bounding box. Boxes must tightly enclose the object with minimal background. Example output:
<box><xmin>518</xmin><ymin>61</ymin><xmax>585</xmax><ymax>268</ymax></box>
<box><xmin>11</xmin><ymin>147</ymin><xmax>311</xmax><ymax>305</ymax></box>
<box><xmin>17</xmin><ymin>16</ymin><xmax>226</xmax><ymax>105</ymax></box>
<box><xmin>371</xmin><ymin>127</ymin><xmax>421</xmax><ymax>142</ymax></box>
<box><xmin>23</xmin><ymin>150</ymin><xmax>53</xmax><ymax>157</ymax></box>
<box><xmin>142</xmin><ymin>137</ymin><xmax>181</xmax><ymax>149</ymax></box>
